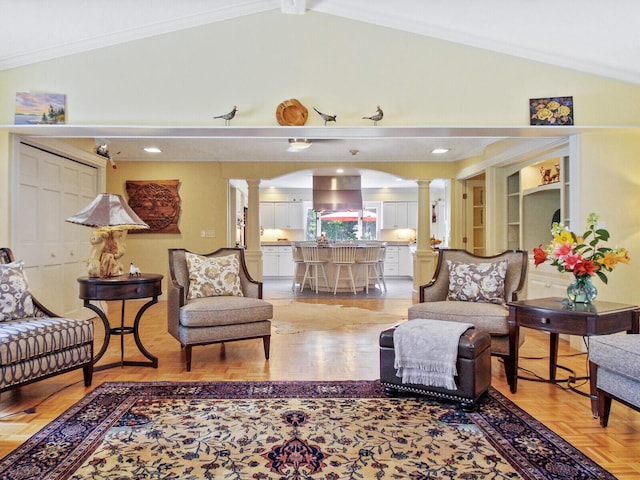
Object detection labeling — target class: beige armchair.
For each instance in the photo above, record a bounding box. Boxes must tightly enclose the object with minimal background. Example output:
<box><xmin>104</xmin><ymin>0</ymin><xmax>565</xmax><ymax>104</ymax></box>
<box><xmin>408</xmin><ymin>249</ymin><xmax>528</xmax><ymax>391</ymax></box>
<box><xmin>168</xmin><ymin>248</ymin><xmax>273</xmax><ymax>371</ymax></box>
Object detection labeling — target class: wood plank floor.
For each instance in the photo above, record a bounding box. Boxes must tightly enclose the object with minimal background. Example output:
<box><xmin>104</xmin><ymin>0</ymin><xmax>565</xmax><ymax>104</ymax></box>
<box><xmin>1</xmin><ymin>278</ymin><xmax>639</xmax><ymax>478</ymax></box>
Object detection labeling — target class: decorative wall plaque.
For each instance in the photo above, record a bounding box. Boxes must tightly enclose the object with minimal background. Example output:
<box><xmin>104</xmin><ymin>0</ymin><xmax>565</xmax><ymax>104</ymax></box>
<box><xmin>125</xmin><ymin>180</ymin><xmax>181</xmax><ymax>233</ymax></box>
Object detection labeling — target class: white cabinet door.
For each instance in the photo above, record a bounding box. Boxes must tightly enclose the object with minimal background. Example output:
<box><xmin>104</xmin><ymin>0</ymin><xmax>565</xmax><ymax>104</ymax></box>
<box><xmin>384</xmin><ymin>246</ymin><xmax>399</xmax><ymax>275</ymax></box>
<box><xmin>273</xmin><ymin>202</ymin><xmax>304</xmax><ymax>229</ymax></box>
<box><xmin>274</xmin><ymin>203</ymin><xmax>289</xmax><ymax>228</ymax></box>
<box><xmin>382</xmin><ymin>202</ymin><xmax>414</xmax><ymax>229</ymax></box>
<box><xmin>262</xmin><ymin>247</ymin><xmax>279</xmax><ymax>276</ymax></box>
<box><xmin>260</xmin><ymin>202</ymin><xmax>275</xmax><ymax>229</ymax></box>
<box><xmin>382</xmin><ymin>203</ymin><xmax>398</xmax><ymax>229</ymax></box>
<box><xmin>277</xmin><ymin>246</ymin><xmax>294</xmax><ymax>276</ymax></box>
<box><xmin>407</xmin><ymin>202</ymin><xmax>417</xmax><ymax>229</ymax></box>
<box><xmin>287</xmin><ymin>202</ymin><xmax>304</xmax><ymax>229</ymax></box>
<box><xmin>398</xmin><ymin>246</ymin><xmax>413</xmax><ymax>277</ymax></box>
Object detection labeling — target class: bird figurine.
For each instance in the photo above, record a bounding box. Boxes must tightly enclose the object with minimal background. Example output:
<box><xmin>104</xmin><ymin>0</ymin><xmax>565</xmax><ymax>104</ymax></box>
<box><xmin>213</xmin><ymin>106</ymin><xmax>237</xmax><ymax>126</ymax></box>
<box><xmin>362</xmin><ymin>105</ymin><xmax>383</xmax><ymax>126</ymax></box>
<box><xmin>313</xmin><ymin>107</ymin><xmax>336</xmax><ymax>125</ymax></box>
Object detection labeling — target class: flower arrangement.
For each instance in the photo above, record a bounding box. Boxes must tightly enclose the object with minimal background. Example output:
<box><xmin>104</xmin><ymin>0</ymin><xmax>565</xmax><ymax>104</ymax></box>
<box><xmin>533</xmin><ymin>213</ymin><xmax>630</xmax><ymax>284</ymax></box>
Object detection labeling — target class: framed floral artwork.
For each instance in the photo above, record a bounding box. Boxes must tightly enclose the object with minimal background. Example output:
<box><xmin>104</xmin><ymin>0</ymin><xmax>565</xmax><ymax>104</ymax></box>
<box><xmin>529</xmin><ymin>96</ymin><xmax>573</xmax><ymax>126</ymax></box>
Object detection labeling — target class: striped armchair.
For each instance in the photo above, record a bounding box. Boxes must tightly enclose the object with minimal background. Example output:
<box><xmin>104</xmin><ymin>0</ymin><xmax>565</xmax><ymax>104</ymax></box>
<box><xmin>0</xmin><ymin>248</ymin><xmax>94</xmax><ymax>395</ymax></box>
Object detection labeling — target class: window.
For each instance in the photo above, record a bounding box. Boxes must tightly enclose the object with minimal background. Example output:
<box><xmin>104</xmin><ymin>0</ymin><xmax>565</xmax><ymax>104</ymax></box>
<box><xmin>305</xmin><ymin>206</ymin><xmax>379</xmax><ymax>241</ymax></box>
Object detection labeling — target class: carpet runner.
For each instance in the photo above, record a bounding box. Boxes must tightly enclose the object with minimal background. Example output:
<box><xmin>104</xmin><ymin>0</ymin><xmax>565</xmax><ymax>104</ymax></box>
<box><xmin>0</xmin><ymin>381</ymin><xmax>613</xmax><ymax>479</ymax></box>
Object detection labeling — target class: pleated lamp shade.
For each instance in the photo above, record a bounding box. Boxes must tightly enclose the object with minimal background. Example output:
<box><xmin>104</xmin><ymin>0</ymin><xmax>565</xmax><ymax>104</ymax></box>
<box><xmin>66</xmin><ymin>193</ymin><xmax>149</xmax><ymax>230</ymax></box>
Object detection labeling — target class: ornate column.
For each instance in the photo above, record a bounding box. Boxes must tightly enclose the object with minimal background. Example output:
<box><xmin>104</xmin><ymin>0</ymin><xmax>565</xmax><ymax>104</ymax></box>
<box><xmin>413</xmin><ymin>179</ymin><xmax>438</xmax><ymax>297</ymax></box>
<box><xmin>244</xmin><ymin>178</ymin><xmax>263</xmax><ymax>280</ymax></box>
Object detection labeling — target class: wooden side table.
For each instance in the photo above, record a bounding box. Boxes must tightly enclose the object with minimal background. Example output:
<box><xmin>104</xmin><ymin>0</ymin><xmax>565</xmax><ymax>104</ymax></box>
<box><xmin>507</xmin><ymin>296</ymin><xmax>639</xmax><ymax>416</ymax></box>
<box><xmin>78</xmin><ymin>273</ymin><xmax>163</xmax><ymax>371</ymax></box>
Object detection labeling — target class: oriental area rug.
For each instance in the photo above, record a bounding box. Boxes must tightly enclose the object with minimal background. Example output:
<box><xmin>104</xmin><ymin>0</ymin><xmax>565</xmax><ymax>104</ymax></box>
<box><xmin>0</xmin><ymin>381</ymin><xmax>613</xmax><ymax>480</ymax></box>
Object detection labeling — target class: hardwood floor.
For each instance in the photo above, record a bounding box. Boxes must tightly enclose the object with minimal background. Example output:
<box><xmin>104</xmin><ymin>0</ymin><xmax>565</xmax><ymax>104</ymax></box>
<box><xmin>1</xmin><ymin>277</ymin><xmax>639</xmax><ymax>478</ymax></box>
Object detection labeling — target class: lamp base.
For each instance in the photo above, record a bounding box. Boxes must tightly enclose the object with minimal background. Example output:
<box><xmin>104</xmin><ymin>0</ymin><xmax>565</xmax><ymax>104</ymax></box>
<box><xmin>88</xmin><ymin>228</ymin><xmax>127</xmax><ymax>277</ymax></box>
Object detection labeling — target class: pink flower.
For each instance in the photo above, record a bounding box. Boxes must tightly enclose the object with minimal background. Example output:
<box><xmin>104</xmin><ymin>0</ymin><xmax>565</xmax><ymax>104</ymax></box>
<box><xmin>553</xmin><ymin>241</ymin><xmax>573</xmax><ymax>259</ymax></box>
<box><xmin>563</xmin><ymin>253</ymin><xmax>582</xmax><ymax>271</ymax></box>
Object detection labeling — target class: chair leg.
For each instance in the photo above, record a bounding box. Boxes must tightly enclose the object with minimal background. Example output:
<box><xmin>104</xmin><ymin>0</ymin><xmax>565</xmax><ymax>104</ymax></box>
<box><xmin>263</xmin><ymin>335</ymin><xmax>271</xmax><ymax>360</ymax></box>
<box><xmin>378</xmin><ymin>262</ymin><xmax>387</xmax><ymax>291</ymax></box>
<box><xmin>347</xmin><ymin>265</ymin><xmax>356</xmax><ymax>294</ymax></box>
<box><xmin>300</xmin><ymin>265</ymin><xmax>311</xmax><ymax>292</ymax></box>
<box><xmin>185</xmin><ymin>345</ymin><xmax>193</xmax><ymax>372</ymax></box>
<box><xmin>333</xmin><ymin>265</ymin><xmax>341</xmax><ymax>294</ymax></box>
<box><xmin>83</xmin><ymin>363</ymin><xmax>93</xmax><ymax>387</ymax></box>
<box><xmin>503</xmin><ymin>354</ymin><xmax>517</xmax><ymax>393</ymax></box>
<box><xmin>598</xmin><ymin>390</ymin><xmax>613</xmax><ymax>427</ymax></box>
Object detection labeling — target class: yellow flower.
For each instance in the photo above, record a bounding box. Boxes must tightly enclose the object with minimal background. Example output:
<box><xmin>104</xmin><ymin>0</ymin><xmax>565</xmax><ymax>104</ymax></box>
<box><xmin>557</xmin><ymin>105</ymin><xmax>571</xmax><ymax>116</ymax></box>
<box><xmin>553</xmin><ymin>230</ymin><xmax>573</xmax><ymax>244</ymax></box>
<box><xmin>547</xmin><ymin>101</ymin><xmax>560</xmax><ymax>111</ymax></box>
<box><xmin>598</xmin><ymin>251</ymin><xmax>618</xmax><ymax>269</ymax></box>
<box><xmin>616</xmin><ymin>249</ymin><xmax>631</xmax><ymax>264</ymax></box>
<box><xmin>536</xmin><ymin>108</ymin><xmax>552</xmax><ymax>121</ymax></box>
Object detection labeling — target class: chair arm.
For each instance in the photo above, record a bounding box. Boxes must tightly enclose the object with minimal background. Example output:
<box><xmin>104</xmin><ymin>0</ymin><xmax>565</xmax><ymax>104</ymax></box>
<box><xmin>419</xmin><ymin>277</ymin><xmax>449</xmax><ymax>303</ymax></box>
<box><xmin>167</xmin><ymin>278</ymin><xmax>185</xmax><ymax>337</ymax></box>
<box><xmin>242</xmin><ymin>279</ymin><xmax>262</xmax><ymax>299</ymax></box>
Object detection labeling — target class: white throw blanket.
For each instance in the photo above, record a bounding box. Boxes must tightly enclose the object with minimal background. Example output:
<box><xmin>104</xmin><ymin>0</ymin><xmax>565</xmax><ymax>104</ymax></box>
<box><xmin>393</xmin><ymin>319</ymin><xmax>474</xmax><ymax>390</ymax></box>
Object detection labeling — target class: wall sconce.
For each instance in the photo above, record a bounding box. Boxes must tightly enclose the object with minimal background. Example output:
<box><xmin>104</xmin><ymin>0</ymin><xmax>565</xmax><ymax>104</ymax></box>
<box><xmin>66</xmin><ymin>193</ymin><xmax>149</xmax><ymax>277</ymax></box>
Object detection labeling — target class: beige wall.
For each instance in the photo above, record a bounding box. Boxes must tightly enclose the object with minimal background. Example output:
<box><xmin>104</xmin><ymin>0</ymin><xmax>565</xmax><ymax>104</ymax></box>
<box><xmin>1</xmin><ymin>10</ymin><xmax>640</xmax><ymax>302</ymax></box>
<box><xmin>105</xmin><ymin>162</ymin><xmax>228</xmax><ymax>284</ymax></box>
<box><xmin>1</xmin><ymin>11</ymin><xmax>640</xmax><ymax>127</ymax></box>
<box><xmin>572</xmin><ymin>131</ymin><xmax>640</xmax><ymax>305</ymax></box>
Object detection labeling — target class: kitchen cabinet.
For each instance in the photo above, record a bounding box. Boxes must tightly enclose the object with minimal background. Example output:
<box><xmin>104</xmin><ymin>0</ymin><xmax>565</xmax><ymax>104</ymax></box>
<box><xmin>398</xmin><ymin>245</ymin><xmax>413</xmax><ymax>277</ymax></box>
<box><xmin>262</xmin><ymin>245</ymin><xmax>294</xmax><ymax>276</ymax></box>
<box><xmin>261</xmin><ymin>202</ymin><xmax>304</xmax><ymax>229</ymax></box>
<box><xmin>260</xmin><ymin>203</ymin><xmax>275</xmax><ymax>229</ymax></box>
<box><xmin>275</xmin><ymin>202</ymin><xmax>304</xmax><ymax>229</ymax></box>
<box><xmin>383</xmin><ymin>246</ymin><xmax>399</xmax><ymax>276</ymax></box>
<box><xmin>382</xmin><ymin>202</ymin><xmax>417</xmax><ymax>229</ymax></box>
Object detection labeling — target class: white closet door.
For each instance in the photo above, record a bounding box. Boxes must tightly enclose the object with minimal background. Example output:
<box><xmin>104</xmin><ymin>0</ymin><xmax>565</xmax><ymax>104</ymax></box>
<box><xmin>14</xmin><ymin>143</ymin><xmax>98</xmax><ymax>319</ymax></box>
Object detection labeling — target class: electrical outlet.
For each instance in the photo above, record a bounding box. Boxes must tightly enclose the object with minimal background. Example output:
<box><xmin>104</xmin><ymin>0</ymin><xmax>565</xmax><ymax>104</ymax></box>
<box><xmin>200</xmin><ymin>230</ymin><xmax>216</xmax><ymax>238</ymax></box>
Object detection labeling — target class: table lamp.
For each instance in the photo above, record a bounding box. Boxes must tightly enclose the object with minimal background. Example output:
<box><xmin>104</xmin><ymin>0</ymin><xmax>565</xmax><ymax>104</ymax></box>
<box><xmin>66</xmin><ymin>193</ymin><xmax>149</xmax><ymax>277</ymax></box>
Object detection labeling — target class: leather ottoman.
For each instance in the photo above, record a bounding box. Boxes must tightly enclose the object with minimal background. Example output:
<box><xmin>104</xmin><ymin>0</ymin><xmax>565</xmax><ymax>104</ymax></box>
<box><xmin>379</xmin><ymin>324</ymin><xmax>491</xmax><ymax>410</ymax></box>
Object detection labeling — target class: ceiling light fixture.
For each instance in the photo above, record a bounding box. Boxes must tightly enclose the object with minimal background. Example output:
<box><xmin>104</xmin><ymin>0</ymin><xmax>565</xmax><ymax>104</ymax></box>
<box><xmin>287</xmin><ymin>138</ymin><xmax>312</xmax><ymax>151</ymax></box>
<box><xmin>431</xmin><ymin>148</ymin><xmax>450</xmax><ymax>154</ymax></box>
<box><xmin>144</xmin><ymin>147</ymin><xmax>162</xmax><ymax>153</ymax></box>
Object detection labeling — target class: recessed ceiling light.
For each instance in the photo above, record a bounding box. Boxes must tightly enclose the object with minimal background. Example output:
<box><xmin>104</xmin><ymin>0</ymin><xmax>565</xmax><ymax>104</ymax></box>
<box><xmin>144</xmin><ymin>147</ymin><xmax>162</xmax><ymax>153</ymax></box>
<box><xmin>336</xmin><ymin>169</ymin><xmax>344</xmax><ymax>174</ymax></box>
<box><xmin>431</xmin><ymin>148</ymin><xmax>450</xmax><ymax>154</ymax></box>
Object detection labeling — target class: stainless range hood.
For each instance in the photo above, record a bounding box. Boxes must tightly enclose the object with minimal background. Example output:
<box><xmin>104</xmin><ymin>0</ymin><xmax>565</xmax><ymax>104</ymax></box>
<box><xmin>313</xmin><ymin>175</ymin><xmax>363</xmax><ymax>211</ymax></box>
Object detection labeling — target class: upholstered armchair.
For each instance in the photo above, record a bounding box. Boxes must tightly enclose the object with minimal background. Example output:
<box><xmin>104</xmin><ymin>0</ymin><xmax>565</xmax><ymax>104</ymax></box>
<box><xmin>0</xmin><ymin>248</ymin><xmax>94</xmax><ymax>395</ymax></box>
<box><xmin>408</xmin><ymin>249</ymin><xmax>528</xmax><ymax>388</ymax></box>
<box><xmin>168</xmin><ymin>248</ymin><xmax>273</xmax><ymax>371</ymax></box>
<box><xmin>589</xmin><ymin>334</ymin><xmax>640</xmax><ymax>427</ymax></box>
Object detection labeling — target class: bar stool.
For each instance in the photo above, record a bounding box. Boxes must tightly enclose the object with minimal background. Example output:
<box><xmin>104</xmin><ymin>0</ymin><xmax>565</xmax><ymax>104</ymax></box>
<box><xmin>356</xmin><ymin>244</ymin><xmax>382</xmax><ymax>293</ymax></box>
<box><xmin>377</xmin><ymin>242</ymin><xmax>388</xmax><ymax>292</ymax></box>
<box><xmin>290</xmin><ymin>242</ymin><xmax>305</xmax><ymax>292</ymax></box>
<box><xmin>300</xmin><ymin>243</ymin><xmax>330</xmax><ymax>293</ymax></box>
<box><xmin>330</xmin><ymin>244</ymin><xmax>357</xmax><ymax>294</ymax></box>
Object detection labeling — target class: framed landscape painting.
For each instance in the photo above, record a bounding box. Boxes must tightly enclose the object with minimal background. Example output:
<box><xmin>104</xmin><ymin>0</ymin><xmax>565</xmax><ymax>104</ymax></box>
<box><xmin>15</xmin><ymin>92</ymin><xmax>66</xmax><ymax>124</ymax></box>
<box><xmin>529</xmin><ymin>96</ymin><xmax>573</xmax><ymax>126</ymax></box>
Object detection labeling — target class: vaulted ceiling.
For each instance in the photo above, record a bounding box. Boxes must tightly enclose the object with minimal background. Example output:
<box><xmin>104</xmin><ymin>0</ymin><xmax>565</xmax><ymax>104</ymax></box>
<box><xmin>3</xmin><ymin>0</ymin><xmax>638</xmax><ymax>83</ymax></box>
<box><xmin>3</xmin><ymin>0</ymin><xmax>637</xmax><ymax>188</ymax></box>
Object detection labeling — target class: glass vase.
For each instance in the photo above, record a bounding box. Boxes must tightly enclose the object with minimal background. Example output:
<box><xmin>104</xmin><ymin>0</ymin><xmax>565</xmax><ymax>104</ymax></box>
<box><xmin>566</xmin><ymin>275</ymin><xmax>598</xmax><ymax>304</ymax></box>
